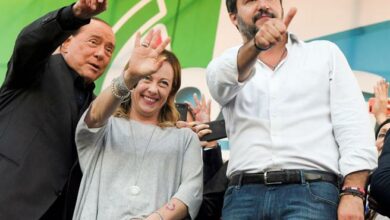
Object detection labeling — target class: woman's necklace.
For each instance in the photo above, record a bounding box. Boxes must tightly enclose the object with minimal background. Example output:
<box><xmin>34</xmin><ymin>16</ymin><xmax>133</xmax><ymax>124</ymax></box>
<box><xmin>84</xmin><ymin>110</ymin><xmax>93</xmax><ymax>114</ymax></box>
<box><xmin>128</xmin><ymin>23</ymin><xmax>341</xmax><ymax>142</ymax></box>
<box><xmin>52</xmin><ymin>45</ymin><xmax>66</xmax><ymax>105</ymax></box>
<box><xmin>128</xmin><ymin>119</ymin><xmax>157</xmax><ymax>196</ymax></box>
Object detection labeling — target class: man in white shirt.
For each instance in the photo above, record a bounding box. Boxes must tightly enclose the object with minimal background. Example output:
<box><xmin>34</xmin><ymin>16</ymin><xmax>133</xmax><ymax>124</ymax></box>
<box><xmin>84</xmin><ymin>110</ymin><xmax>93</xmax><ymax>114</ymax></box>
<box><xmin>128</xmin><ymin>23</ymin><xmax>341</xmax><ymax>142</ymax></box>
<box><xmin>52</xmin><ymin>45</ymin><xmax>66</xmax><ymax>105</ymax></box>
<box><xmin>206</xmin><ymin>0</ymin><xmax>377</xmax><ymax>219</ymax></box>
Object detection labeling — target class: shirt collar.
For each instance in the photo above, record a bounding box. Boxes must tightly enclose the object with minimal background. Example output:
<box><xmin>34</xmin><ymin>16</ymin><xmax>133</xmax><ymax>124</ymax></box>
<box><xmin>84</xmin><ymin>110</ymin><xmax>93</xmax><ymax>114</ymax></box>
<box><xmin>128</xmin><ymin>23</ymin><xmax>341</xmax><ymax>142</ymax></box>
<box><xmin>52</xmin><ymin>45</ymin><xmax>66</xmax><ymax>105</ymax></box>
<box><xmin>285</xmin><ymin>32</ymin><xmax>303</xmax><ymax>53</ymax></box>
<box><xmin>287</xmin><ymin>32</ymin><xmax>301</xmax><ymax>45</ymax></box>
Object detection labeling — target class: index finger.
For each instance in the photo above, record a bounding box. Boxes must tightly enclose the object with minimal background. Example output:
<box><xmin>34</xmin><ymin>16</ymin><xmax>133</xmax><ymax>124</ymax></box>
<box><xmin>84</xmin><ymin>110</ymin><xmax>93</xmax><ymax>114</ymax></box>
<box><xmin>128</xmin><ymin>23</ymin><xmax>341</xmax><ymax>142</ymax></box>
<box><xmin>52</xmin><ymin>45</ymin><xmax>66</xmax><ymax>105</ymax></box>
<box><xmin>193</xmin><ymin>93</ymin><xmax>200</xmax><ymax>107</ymax></box>
<box><xmin>284</xmin><ymin>7</ymin><xmax>297</xmax><ymax>29</ymax></box>
<box><xmin>143</xmin><ymin>29</ymin><xmax>155</xmax><ymax>44</ymax></box>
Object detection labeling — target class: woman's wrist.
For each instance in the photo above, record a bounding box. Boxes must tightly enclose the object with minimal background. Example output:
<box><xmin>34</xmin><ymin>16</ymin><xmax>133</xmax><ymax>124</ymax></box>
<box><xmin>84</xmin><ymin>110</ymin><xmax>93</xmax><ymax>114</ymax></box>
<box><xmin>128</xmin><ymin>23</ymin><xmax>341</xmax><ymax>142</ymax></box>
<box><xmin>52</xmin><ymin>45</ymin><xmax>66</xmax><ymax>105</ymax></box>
<box><xmin>149</xmin><ymin>211</ymin><xmax>164</xmax><ymax>220</ymax></box>
<box><xmin>123</xmin><ymin>70</ymin><xmax>142</xmax><ymax>90</ymax></box>
<box><xmin>111</xmin><ymin>74</ymin><xmax>130</xmax><ymax>102</ymax></box>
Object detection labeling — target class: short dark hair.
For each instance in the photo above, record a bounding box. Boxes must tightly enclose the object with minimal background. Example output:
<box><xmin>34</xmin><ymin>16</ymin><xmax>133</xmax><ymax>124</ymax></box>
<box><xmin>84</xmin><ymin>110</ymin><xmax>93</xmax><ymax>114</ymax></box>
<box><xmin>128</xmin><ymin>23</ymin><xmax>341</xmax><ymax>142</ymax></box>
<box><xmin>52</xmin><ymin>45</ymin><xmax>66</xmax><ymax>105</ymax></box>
<box><xmin>226</xmin><ymin>0</ymin><xmax>237</xmax><ymax>13</ymax></box>
<box><xmin>226</xmin><ymin>0</ymin><xmax>283</xmax><ymax>14</ymax></box>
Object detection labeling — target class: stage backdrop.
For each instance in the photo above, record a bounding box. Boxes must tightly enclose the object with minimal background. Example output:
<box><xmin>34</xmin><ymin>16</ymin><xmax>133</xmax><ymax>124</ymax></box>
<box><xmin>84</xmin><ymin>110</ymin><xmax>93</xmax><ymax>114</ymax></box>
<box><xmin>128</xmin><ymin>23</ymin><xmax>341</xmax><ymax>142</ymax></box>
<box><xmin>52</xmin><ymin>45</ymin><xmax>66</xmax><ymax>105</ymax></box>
<box><xmin>1</xmin><ymin>0</ymin><xmax>390</xmax><ymax>123</ymax></box>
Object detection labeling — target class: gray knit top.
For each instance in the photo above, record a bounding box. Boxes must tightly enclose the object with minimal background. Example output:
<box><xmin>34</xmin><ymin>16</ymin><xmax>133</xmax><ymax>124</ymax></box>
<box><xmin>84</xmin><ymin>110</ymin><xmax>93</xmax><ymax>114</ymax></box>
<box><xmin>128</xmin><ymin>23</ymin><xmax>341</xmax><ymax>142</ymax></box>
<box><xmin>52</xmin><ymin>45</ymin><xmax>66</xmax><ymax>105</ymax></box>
<box><xmin>72</xmin><ymin>111</ymin><xmax>203</xmax><ymax>220</ymax></box>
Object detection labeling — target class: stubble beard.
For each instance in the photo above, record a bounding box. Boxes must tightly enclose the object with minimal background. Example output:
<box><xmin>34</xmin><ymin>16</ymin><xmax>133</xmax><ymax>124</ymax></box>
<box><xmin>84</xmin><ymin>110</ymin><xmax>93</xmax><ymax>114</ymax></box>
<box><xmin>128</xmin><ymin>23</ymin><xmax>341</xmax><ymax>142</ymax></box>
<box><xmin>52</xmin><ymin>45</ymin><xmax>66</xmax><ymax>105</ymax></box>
<box><xmin>237</xmin><ymin>15</ymin><xmax>258</xmax><ymax>41</ymax></box>
<box><xmin>236</xmin><ymin>9</ymin><xmax>279</xmax><ymax>42</ymax></box>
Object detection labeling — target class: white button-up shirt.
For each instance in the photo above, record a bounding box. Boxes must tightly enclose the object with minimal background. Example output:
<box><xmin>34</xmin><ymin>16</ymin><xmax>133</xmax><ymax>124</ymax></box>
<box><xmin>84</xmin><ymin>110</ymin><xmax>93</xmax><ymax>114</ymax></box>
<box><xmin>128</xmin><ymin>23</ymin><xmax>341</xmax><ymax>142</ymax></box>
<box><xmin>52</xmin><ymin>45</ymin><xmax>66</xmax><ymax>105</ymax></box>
<box><xmin>207</xmin><ymin>34</ymin><xmax>377</xmax><ymax>177</ymax></box>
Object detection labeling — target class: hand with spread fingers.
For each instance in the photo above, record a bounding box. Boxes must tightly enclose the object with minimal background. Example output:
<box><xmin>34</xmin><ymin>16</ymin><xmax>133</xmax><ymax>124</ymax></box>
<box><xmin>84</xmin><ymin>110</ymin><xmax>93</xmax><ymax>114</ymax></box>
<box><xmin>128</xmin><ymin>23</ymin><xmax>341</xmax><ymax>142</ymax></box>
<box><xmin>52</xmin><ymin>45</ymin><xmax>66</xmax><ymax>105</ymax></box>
<box><xmin>72</xmin><ymin>0</ymin><xmax>108</xmax><ymax>20</ymax></box>
<box><xmin>187</xmin><ymin>94</ymin><xmax>211</xmax><ymax>123</ymax></box>
<box><xmin>175</xmin><ymin>94</ymin><xmax>217</xmax><ymax>148</ymax></box>
<box><xmin>188</xmin><ymin>95</ymin><xmax>217</xmax><ymax>148</ymax></box>
<box><xmin>373</xmin><ymin>79</ymin><xmax>389</xmax><ymax>125</ymax></box>
<box><xmin>124</xmin><ymin>29</ymin><xmax>171</xmax><ymax>89</ymax></box>
<box><xmin>254</xmin><ymin>7</ymin><xmax>297</xmax><ymax>50</ymax></box>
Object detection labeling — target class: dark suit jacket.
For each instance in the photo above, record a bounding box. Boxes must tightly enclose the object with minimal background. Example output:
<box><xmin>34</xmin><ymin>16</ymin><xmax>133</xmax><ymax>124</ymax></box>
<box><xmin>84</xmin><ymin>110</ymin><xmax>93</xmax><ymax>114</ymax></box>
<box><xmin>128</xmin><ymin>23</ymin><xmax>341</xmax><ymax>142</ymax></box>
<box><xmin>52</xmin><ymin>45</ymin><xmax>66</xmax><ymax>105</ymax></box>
<box><xmin>370</xmin><ymin>132</ymin><xmax>390</xmax><ymax>217</ymax></box>
<box><xmin>0</xmin><ymin>6</ymin><xmax>92</xmax><ymax>220</ymax></box>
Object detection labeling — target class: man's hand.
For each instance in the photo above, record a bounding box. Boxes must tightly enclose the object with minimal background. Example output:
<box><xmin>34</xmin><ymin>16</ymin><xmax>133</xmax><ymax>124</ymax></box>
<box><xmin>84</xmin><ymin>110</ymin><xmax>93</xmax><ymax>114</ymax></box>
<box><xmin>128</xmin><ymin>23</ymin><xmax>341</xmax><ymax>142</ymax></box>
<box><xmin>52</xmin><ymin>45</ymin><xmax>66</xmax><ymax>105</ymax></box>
<box><xmin>254</xmin><ymin>7</ymin><xmax>297</xmax><ymax>50</ymax></box>
<box><xmin>373</xmin><ymin>79</ymin><xmax>389</xmax><ymax>125</ymax></box>
<box><xmin>192</xmin><ymin>123</ymin><xmax>218</xmax><ymax>148</ymax></box>
<box><xmin>73</xmin><ymin>0</ymin><xmax>108</xmax><ymax>19</ymax></box>
<box><xmin>338</xmin><ymin>195</ymin><xmax>364</xmax><ymax>220</ymax></box>
<box><xmin>176</xmin><ymin>121</ymin><xmax>218</xmax><ymax>148</ymax></box>
<box><xmin>187</xmin><ymin>94</ymin><xmax>211</xmax><ymax>123</ymax></box>
<box><xmin>237</xmin><ymin>7</ymin><xmax>297</xmax><ymax>82</ymax></box>
<box><xmin>338</xmin><ymin>171</ymin><xmax>369</xmax><ymax>220</ymax></box>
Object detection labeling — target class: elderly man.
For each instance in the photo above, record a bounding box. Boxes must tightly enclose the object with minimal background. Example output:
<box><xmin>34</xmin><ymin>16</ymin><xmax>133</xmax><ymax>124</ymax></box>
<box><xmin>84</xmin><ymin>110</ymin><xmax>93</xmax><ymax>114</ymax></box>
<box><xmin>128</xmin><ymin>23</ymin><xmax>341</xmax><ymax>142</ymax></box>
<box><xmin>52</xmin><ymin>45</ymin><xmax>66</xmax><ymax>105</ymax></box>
<box><xmin>206</xmin><ymin>0</ymin><xmax>377</xmax><ymax>219</ymax></box>
<box><xmin>0</xmin><ymin>0</ymin><xmax>115</xmax><ymax>219</ymax></box>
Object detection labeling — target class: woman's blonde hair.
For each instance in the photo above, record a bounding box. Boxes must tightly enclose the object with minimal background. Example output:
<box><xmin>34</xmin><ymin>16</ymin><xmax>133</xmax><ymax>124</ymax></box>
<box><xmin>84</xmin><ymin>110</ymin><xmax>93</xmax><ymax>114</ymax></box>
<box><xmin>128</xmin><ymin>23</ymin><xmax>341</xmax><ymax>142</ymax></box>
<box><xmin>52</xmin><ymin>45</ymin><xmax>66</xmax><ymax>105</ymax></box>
<box><xmin>113</xmin><ymin>50</ymin><xmax>181</xmax><ymax>127</ymax></box>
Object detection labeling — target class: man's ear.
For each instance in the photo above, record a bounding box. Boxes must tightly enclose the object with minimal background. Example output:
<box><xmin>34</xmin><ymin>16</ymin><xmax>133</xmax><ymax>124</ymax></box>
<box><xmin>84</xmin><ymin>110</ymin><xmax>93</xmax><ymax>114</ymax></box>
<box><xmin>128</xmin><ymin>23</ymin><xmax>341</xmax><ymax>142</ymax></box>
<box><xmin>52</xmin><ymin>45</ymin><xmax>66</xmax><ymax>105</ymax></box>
<box><xmin>60</xmin><ymin>37</ymin><xmax>73</xmax><ymax>54</ymax></box>
<box><xmin>229</xmin><ymin>13</ymin><xmax>240</xmax><ymax>30</ymax></box>
<box><xmin>229</xmin><ymin>13</ymin><xmax>238</xmax><ymax>27</ymax></box>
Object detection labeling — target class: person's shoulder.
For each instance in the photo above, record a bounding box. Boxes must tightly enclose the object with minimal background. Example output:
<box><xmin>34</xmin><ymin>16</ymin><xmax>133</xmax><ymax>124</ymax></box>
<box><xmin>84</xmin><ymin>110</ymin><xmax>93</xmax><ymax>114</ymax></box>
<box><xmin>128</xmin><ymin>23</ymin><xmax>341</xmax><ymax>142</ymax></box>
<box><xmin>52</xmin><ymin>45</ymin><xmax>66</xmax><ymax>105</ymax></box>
<box><xmin>170</xmin><ymin>126</ymin><xmax>195</xmax><ymax>136</ymax></box>
<box><xmin>207</xmin><ymin>45</ymin><xmax>242</xmax><ymax>72</ymax></box>
<box><xmin>211</xmin><ymin>45</ymin><xmax>241</xmax><ymax>61</ymax></box>
<box><xmin>221</xmin><ymin>45</ymin><xmax>242</xmax><ymax>57</ymax></box>
<box><xmin>304</xmin><ymin>39</ymin><xmax>338</xmax><ymax>50</ymax></box>
<box><xmin>167</xmin><ymin>127</ymin><xmax>198</xmax><ymax>142</ymax></box>
<box><xmin>110</xmin><ymin>116</ymin><xmax>129</xmax><ymax>128</ymax></box>
<box><xmin>297</xmin><ymin>39</ymin><xmax>343</xmax><ymax>59</ymax></box>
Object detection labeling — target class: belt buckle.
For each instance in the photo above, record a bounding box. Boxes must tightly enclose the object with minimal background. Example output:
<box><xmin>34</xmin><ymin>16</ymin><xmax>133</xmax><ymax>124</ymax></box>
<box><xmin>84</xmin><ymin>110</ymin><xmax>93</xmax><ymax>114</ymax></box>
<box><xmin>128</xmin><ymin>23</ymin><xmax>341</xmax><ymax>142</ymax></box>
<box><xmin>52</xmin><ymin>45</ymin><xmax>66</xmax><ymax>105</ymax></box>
<box><xmin>264</xmin><ymin>171</ymin><xmax>283</xmax><ymax>185</ymax></box>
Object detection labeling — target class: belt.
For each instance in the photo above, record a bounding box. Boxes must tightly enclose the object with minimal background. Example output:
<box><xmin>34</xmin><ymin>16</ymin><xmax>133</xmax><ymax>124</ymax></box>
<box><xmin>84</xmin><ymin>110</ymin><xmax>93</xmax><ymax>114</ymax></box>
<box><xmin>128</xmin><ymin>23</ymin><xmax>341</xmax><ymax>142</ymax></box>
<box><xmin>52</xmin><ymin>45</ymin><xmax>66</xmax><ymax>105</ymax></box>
<box><xmin>229</xmin><ymin>170</ymin><xmax>340</xmax><ymax>187</ymax></box>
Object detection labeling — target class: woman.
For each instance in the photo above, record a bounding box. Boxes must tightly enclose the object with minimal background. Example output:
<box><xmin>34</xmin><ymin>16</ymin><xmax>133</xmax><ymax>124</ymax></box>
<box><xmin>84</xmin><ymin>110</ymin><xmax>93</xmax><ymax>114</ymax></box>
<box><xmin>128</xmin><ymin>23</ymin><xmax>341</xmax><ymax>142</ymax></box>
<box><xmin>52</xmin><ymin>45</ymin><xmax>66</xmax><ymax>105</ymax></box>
<box><xmin>375</xmin><ymin>119</ymin><xmax>390</xmax><ymax>153</ymax></box>
<box><xmin>366</xmin><ymin>118</ymin><xmax>390</xmax><ymax>220</ymax></box>
<box><xmin>366</xmin><ymin>80</ymin><xmax>390</xmax><ymax>220</ymax></box>
<box><xmin>73</xmin><ymin>30</ymin><xmax>203</xmax><ymax>220</ymax></box>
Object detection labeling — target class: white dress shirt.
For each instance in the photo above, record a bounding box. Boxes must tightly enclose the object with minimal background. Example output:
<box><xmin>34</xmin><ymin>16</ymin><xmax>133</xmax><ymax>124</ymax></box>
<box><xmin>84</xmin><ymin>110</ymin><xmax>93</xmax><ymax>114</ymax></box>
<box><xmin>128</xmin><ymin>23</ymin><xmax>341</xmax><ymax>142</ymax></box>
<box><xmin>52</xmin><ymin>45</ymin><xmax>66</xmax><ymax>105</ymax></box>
<box><xmin>207</xmin><ymin>34</ymin><xmax>377</xmax><ymax>177</ymax></box>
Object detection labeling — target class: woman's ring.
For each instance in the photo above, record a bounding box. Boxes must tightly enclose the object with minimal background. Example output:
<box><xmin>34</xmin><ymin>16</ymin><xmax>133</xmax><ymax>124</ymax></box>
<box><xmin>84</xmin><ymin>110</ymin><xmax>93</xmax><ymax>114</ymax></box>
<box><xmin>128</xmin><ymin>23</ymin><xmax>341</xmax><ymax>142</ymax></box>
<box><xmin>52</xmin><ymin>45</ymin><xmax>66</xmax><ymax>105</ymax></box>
<box><xmin>141</xmin><ymin>42</ymin><xmax>150</xmax><ymax>48</ymax></box>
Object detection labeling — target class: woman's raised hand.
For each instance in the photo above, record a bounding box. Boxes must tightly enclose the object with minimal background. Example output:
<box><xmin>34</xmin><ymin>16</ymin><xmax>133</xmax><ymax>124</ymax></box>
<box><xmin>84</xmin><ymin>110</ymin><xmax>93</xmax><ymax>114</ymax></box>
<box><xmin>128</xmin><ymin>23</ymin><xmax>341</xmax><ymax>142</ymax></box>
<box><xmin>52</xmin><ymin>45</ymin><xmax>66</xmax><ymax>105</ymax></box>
<box><xmin>124</xmin><ymin>29</ymin><xmax>171</xmax><ymax>89</ymax></box>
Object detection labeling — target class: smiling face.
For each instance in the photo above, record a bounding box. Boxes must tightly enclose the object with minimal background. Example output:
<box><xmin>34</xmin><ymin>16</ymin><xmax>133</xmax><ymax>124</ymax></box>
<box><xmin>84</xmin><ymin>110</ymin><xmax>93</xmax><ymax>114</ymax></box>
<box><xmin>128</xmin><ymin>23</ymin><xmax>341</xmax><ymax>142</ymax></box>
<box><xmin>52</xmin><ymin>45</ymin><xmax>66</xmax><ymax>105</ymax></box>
<box><xmin>129</xmin><ymin>62</ymin><xmax>174</xmax><ymax>123</ymax></box>
<box><xmin>230</xmin><ymin>0</ymin><xmax>283</xmax><ymax>40</ymax></box>
<box><xmin>114</xmin><ymin>50</ymin><xmax>181</xmax><ymax>126</ymax></box>
<box><xmin>60</xmin><ymin>19</ymin><xmax>115</xmax><ymax>83</ymax></box>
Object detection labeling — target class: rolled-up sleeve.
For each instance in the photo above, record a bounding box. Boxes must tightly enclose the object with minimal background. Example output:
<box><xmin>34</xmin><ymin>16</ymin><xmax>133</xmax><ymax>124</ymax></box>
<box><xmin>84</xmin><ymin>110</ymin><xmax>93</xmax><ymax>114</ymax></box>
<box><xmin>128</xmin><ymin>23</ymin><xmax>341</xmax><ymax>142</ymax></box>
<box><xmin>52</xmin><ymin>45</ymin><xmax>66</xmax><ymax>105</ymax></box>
<box><xmin>329</xmin><ymin>43</ymin><xmax>378</xmax><ymax>176</ymax></box>
<box><xmin>173</xmin><ymin>130</ymin><xmax>203</xmax><ymax>219</ymax></box>
<box><xmin>206</xmin><ymin>46</ymin><xmax>255</xmax><ymax>106</ymax></box>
